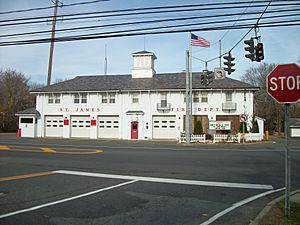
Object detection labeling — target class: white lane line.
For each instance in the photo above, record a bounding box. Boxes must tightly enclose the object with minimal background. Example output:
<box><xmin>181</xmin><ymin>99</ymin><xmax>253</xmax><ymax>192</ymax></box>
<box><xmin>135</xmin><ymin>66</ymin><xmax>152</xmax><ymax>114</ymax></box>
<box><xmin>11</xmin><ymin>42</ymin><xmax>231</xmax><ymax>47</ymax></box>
<box><xmin>0</xmin><ymin>180</ymin><xmax>138</xmax><ymax>219</ymax></box>
<box><xmin>199</xmin><ymin>187</ymin><xmax>285</xmax><ymax>225</ymax></box>
<box><xmin>55</xmin><ymin>170</ymin><xmax>274</xmax><ymax>190</ymax></box>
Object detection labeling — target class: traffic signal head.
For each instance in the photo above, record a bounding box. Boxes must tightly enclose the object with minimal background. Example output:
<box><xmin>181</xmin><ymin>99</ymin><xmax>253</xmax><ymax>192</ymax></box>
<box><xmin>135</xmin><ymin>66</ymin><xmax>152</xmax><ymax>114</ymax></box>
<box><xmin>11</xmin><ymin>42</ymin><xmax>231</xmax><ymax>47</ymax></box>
<box><xmin>200</xmin><ymin>74</ymin><xmax>205</xmax><ymax>85</ymax></box>
<box><xmin>207</xmin><ymin>72</ymin><xmax>214</xmax><ymax>85</ymax></box>
<box><xmin>223</xmin><ymin>53</ymin><xmax>235</xmax><ymax>75</ymax></box>
<box><xmin>244</xmin><ymin>38</ymin><xmax>255</xmax><ymax>61</ymax></box>
<box><xmin>255</xmin><ymin>43</ymin><xmax>264</xmax><ymax>62</ymax></box>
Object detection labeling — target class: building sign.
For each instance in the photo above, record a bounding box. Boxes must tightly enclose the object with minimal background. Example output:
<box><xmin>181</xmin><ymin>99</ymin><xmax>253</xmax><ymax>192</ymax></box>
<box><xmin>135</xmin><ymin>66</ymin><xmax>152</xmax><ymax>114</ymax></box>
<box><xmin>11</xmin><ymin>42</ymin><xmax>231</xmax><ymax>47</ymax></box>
<box><xmin>209</xmin><ymin>121</ymin><xmax>231</xmax><ymax>130</ymax></box>
<box><xmin>60</xmin><ymin>108</ymin><xmax>101</xmax><ymax>113</ymax></box>
<box><xmin>171</xmin><ymin>107</ymin><xmax>221</xmax><ymax>112</ymax></box>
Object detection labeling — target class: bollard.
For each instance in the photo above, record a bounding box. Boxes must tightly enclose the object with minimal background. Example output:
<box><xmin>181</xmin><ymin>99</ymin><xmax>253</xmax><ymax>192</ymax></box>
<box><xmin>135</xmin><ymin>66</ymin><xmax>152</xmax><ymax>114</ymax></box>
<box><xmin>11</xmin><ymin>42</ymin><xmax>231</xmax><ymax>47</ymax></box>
<box><xmin>265</xmin><ymin>131</ymin><xmax>269</xmax><ymax>141</ymax></box>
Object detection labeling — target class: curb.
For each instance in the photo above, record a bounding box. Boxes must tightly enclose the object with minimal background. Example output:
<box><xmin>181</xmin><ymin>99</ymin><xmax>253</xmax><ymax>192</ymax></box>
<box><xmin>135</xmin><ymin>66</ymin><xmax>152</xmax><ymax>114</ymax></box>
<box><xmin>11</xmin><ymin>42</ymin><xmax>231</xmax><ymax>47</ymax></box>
<box><xmin>249</xmin><ymin>189</ymin><xmax>300</xmax><ymax>225</ymax></box>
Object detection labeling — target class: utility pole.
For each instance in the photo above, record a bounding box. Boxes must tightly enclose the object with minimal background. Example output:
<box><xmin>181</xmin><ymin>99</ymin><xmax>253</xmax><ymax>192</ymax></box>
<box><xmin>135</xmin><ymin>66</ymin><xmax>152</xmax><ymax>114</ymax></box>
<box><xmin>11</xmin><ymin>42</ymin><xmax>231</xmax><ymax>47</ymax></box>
<box><xmin>47</xmin><ymin>0</ymin><xmax>59</xmax><ymax>86</ymax></box>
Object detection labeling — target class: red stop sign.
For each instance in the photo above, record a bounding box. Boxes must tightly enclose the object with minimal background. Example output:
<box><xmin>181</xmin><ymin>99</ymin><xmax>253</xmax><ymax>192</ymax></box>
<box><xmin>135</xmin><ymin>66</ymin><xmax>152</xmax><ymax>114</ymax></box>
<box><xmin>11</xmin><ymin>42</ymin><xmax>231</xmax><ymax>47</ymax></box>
<box><xmin>267</xmin><ymin>64</ymin><xmax>300</xmax><ymax>103</ymax></box>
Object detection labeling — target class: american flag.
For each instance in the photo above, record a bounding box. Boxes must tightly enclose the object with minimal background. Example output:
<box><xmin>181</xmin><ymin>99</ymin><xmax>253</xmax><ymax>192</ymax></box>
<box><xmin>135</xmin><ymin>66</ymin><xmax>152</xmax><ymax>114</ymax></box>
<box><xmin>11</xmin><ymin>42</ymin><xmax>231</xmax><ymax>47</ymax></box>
<box><xmin>191</xmin><ymin>33</ymin><xmax>210</xmax><ymax>48</ymax></box>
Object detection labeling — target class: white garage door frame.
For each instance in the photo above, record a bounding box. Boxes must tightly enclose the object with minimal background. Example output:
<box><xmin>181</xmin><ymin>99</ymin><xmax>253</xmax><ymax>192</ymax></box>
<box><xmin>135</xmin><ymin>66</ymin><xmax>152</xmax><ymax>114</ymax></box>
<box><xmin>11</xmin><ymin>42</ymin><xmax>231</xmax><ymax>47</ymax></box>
<box><xmin>98</xmin><ymin>116</ymin><xmax>119</xmax><ymax>139</ymax></box>
<box><xmin>45</xmin><ymin>115</ymin><xmax>63</xmax><ymax>137</ymax></box>
<box><xmin>152</xmin><ymin>115</ymin><xmax>176</xmax><ymax>139</ymax></box>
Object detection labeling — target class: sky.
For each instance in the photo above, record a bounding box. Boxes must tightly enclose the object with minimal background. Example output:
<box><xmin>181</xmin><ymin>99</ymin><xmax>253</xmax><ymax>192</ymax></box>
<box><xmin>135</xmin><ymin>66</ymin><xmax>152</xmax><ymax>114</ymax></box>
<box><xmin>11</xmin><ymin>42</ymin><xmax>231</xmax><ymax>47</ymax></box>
<box><xmin>0</xmin><ymin>0</ymin><xmax>299</xmax><ymax>85</ymax></box>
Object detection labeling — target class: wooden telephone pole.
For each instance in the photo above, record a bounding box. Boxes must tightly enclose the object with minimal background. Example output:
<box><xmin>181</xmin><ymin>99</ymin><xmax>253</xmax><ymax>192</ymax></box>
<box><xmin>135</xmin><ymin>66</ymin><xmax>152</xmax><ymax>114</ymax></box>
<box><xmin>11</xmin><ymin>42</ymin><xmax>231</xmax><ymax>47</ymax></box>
<box><xmin>47</xmin><ymin>0</ymin><xmax>59</xmax><ymax>86</ymax></box>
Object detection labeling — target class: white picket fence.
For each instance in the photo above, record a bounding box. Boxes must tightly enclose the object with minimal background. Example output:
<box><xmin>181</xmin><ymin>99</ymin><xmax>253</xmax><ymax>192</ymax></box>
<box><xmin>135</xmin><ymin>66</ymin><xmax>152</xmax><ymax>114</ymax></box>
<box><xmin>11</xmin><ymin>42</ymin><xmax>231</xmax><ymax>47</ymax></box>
<box><xmin>179</xmin><ymin>132</ymin><xmax>206</xmax><ymax>143</ymax></box>
<box><xmin>179</xmin><ymin>132</ymin><xmax>264</xmax><ymax>144</ymax></box>
<box><xmin>213</xmin><ymin>134</ymin><xmax>241</xmax><ymax>143</ymax></box>
<box><xmin>244</xmin><ymin>133</ymin><xmax>264</xmax><ymax>142</ymax></box>
<box><xmin>213</xmin><ymin>133</ymin><xmax>263</xmax><ymax>143</ymax></box>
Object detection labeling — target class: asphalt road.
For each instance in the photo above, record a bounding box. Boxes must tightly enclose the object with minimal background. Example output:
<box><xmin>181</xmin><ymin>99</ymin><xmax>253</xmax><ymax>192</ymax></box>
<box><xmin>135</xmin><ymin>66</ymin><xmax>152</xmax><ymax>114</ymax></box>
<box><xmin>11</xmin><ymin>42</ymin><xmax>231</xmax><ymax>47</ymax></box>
<box><xmin>0</xmin><ymin>134</ymin><xmax>299</xmax><ymax>225</ymax></box>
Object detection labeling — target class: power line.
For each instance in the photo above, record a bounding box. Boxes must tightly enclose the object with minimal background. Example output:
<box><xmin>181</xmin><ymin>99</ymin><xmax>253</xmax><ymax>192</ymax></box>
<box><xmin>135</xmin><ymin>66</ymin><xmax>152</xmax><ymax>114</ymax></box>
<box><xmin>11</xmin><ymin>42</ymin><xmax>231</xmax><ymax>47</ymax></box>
<box><xmin>1</xmin><ymin>8</ymin><xmax>298</xmax><ymax>39</ymax></box>
<box><xmin>1</xmin><ymin>1</ymin><xmax>299</xmax><ymax>27</ymax></box>
<box><xmin>199</xmin><ymin>0</ymin><xmax>274</xmax><ymax>68</ymax></box>
<box><xmin>0</xmin><ymin>0</ymin><xmax>110</xmax><ymax>15</ymax></box>
<box><xmin>0</xmin><ymin>19</ymin><xmax>298</xmax><ymax>46</ymax></box>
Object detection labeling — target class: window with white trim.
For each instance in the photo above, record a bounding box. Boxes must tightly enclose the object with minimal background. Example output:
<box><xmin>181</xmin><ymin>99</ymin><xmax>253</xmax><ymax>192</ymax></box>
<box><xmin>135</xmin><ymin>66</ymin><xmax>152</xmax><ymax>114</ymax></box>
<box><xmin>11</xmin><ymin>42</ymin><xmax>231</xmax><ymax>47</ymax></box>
<box><xmin>74</xmin><ymin>93</ymin><xmax>87</xmax><ymax>104</ymax></box>
<box><xmin>101</xmin><ymin>93</ymin><xmax>108</xmax><ymax>103</ymax></box>
<box><xmin>81</xmin><ymin>93</ymin><xmax>87</xmax><ymax>104</ymax></box>
<box><xmin>193</xmin><ymin>91</ymin><xmax>200</xmax><ymax>103</ymax></box>
<box><xmin>161</xmin><ymin>92</ymin><xmax>167</xmax><ymax>107</ymax></box>
<box><xmin>132</xmin><ymin>92</ymin><xmax>139</xmax><ymax>104</ymax></box>
<box><xmin>201</xmin><ymin>91</ymin><xmax>208</xmax><ymax>103</ymax></box>
<box><xmin>48</xmin><ymin>94</ymin><xmax>60</xmax><ymax>104</ymax></box>
<box><xmin>226</xmin><ymin>92</ymin><xmax>233</xmax><ymax>102</ymax></box>
<box><xmin>48</xmin><ymin>95</ymin><xmax>54</xmax><ymax>104</ymax></box>
<box><xmin>109</xmin><ymin>93</ymin><xmax>116</xmax><ymax>103</ymax></box>
<box><xmin>54</xmin><ymin>94</ymin><xmax>60</xmax><ymax>104</ymax></box>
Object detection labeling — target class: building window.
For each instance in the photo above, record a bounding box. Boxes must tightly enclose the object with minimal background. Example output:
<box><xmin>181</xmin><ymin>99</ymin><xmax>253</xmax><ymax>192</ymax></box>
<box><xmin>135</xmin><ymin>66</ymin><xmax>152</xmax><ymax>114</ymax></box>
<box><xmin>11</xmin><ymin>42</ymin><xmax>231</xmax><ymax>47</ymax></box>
<box><xmin>81</xmin><ymin>93</ymin><xmax>87</xmax><ymax>104</ymax></box>
<box><xmin>48</xmin><ymin>94</ymin><xmax>60</xmax><ymax>104</ymax></box>
<box><xmin>226</xmin><ymin>92</ymin><xmax>233</xmax><ymax>102</ymax></box>
<box><xmin>74</xmin><ymin>93</ymin><xmax>87</xmax><ymax>104</ymax></box>
<box><xmin>48</xmin><ymin>95</ymin><xmax>54</xmax><ymax>104</ymax></box>
<box><xmin>161</xmin><ymin>93</ymin><xmax>167</xmax><ymax>107</ymax></box>
<box><xmin>101</xmin><ymin>93</ymin><xmax>108</xmax><ymax>103</ymax></box>
<box><xmin>74</xmin><ymin>94</ymin><xmax>80</xmax><ymax>104</ymax></box>
<box><xmin>193</xmin><ymin>91</ymin><xmax>199</xmax><ymax>103</ymax></box>
<box><xmin>54</xmin><ymin>94</ymin><xmax>60</xmax><ymax>104</ymax></box>
<box><xmin>132</xmin><ymin>92</ymin><xmax>139</xmax><ymax>104</ymax></box>
<box><xmin>201</xmin><ymin>91</ymin><xmax>208</xmax><ymax>103</ymax></box>
<box><xmin>109</xmin><ymin>93</ymin><xmax>116</xmax><ymax>103</ymax></box>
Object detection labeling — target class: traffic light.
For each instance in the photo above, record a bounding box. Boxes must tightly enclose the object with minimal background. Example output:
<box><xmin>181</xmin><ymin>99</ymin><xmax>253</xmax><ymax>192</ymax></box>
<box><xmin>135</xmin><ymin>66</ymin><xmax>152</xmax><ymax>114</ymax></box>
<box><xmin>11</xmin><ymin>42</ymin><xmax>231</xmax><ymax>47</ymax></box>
<box><xmin>207</xmin><ymin>71</ymin><xmax>214</xmax><ymax>85</ymax></box>
<box><xmin>223</xmin><ymin>52</ymin><xmax>235</xmax><ymax>75</ymax></box>
<box><xmin>244</xmin><ymin>38</ymin><xmax>255</xmax><ymax>61</ymax></box>
<box><xmin>200</xmin><ymin>74</ymin><xmax>206</xmax><ymax>85</ymax></box>
<box><xmin>255</xmin><ymin>43</ymin><xmax>264</xmax><ymax>62</ymax></box>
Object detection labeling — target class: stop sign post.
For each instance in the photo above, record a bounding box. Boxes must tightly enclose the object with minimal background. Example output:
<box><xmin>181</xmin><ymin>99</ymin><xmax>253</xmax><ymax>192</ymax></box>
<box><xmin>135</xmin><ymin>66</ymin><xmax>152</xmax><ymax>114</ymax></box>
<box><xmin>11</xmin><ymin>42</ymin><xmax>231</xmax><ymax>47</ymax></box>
<box><xmin>266</xmin><ymin>63</ymin><xmax>300</xmax><ymax>218</ymax></box>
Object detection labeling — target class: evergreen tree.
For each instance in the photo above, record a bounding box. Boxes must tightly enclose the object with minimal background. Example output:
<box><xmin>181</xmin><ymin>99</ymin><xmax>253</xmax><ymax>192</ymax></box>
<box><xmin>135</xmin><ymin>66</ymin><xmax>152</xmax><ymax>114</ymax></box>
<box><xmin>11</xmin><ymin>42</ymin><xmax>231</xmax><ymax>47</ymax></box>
<box><xmin>251</xmin><ymin>117</ymin><xmax>259</xmax><ymax>133</ymax></box>
<box><xmin>194</xmin><ymin>120</ymin><xmax>203</xmax><ymax>135</ymax></box>
<box><xmin>239</xmin><ymin>122</ymin><xmax>248</xmax><ymax>133</ymax></box>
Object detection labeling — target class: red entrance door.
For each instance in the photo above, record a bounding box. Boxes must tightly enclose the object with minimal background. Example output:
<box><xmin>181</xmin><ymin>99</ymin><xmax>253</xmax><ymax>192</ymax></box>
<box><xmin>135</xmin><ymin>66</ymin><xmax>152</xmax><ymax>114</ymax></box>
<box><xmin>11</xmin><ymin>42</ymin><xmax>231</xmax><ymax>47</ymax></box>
<box><xmin>131</xmin><ymin>122</ymin><xmax>138</xmax><ymax>139</ymax></box>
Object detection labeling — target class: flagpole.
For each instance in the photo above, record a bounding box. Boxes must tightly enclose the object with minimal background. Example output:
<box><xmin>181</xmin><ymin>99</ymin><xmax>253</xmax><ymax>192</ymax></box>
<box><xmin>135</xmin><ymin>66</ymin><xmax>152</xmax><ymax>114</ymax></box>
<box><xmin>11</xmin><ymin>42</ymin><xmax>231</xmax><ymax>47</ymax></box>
<box><xmin>189</xmin><ymin>32</ymin><xmax>193</xmax><ymax>136</ymax></box>
<box><xmin>185</xmin><ymin>50</ymin><xmax>190</xmax><ymax>144</ymax></box>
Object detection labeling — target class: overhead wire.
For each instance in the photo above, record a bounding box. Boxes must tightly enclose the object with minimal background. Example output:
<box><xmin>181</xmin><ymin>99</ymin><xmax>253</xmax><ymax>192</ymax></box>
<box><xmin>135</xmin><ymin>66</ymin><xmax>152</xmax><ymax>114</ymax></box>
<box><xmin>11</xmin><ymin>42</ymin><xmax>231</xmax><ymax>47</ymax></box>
<box><xmin>1</xmin><ymin>1</ymin><xmax>299</xmax><ymax>27</ymax></box>
<box><xmin>1</xmin><ymin>8</ymin><xmax>298</xmax><ymax>39</ymax></box>
<box><xmin>0</xmin><ymin>17</ymin><xmax>299</xmax><ymax>46</ymax></box>
<box><xmin>0</xmin><ymin>0</ymin><xmax>298</xmax><ymax>47</ymax></box>
<box><xmin>0</xmin><ymin>0</ymin><xmax>110</xmax><ymax>15</ymax></box>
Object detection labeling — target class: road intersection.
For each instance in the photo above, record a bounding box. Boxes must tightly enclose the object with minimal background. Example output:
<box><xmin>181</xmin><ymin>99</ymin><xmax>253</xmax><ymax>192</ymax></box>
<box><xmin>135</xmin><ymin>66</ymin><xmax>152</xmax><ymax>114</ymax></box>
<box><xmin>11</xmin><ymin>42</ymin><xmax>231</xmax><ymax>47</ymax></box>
<box><xmin>0</xmin><ymin>134</ymin><xmax>299</xmax><ymax>225</ymax></box>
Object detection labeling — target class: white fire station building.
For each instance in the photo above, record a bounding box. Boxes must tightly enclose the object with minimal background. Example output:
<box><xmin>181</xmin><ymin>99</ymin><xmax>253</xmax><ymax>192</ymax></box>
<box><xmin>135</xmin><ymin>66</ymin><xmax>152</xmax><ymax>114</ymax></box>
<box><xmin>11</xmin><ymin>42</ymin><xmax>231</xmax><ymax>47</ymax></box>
<box><xmin>16</xmin><ymin>51</ymin><xmax>260</xmax><ymax>140</ymax></box>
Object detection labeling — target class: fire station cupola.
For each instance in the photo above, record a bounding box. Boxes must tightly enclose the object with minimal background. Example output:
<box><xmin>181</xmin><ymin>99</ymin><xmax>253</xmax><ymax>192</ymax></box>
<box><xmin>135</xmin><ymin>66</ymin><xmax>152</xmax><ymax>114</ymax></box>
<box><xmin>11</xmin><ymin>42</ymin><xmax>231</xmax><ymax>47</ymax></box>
<box><xmin>132</xmin><ymin>50</ymin><xmax>157</xmax><ymax>79</ymax></box>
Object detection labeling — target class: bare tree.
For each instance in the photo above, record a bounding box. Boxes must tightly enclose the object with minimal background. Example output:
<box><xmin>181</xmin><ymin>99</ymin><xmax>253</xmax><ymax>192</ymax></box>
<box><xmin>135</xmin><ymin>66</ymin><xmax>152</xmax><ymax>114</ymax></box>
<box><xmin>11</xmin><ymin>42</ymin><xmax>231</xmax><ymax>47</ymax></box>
<box><xmin>241</xmin><ymin>62</ymin><xmax>300</xmax><ymax>134</ymax></box>
<box><xmin>241</xmin><ymin>63</ymin><xmax>282</xmax><ymax>134</ymax></box>
<box><xmin>0</xmin><ymin>69</ymin><xmax>35</xmax><ymax>132</ymax></box>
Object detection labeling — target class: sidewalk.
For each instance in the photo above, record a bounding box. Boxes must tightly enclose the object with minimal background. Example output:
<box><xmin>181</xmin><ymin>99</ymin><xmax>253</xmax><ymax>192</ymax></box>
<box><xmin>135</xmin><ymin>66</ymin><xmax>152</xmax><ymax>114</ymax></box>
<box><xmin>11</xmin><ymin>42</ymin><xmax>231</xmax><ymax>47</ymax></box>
<box><xmin>250</xmin><ymin>190</ymin><xmax>300</xmax><ymax>225</ymax></box>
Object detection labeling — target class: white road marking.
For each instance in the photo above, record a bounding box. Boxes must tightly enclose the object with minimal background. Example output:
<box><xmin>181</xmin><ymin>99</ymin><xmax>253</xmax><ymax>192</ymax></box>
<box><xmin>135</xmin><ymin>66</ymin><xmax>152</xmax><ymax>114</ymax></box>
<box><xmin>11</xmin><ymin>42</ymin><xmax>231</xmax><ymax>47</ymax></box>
<box><xmin>0</xmin><ymin>180</ymin><xmax>138</xmax><ymax>219</ymax></box>
<box><xmin>55</xmin><ymin>170</ymin><xmax>274</xmax><ymax>190</ymax></box>
<box><xmin>199</xmin><ymin>187</ymin><xmax>285</xmax><ymax>225</ymax></box>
